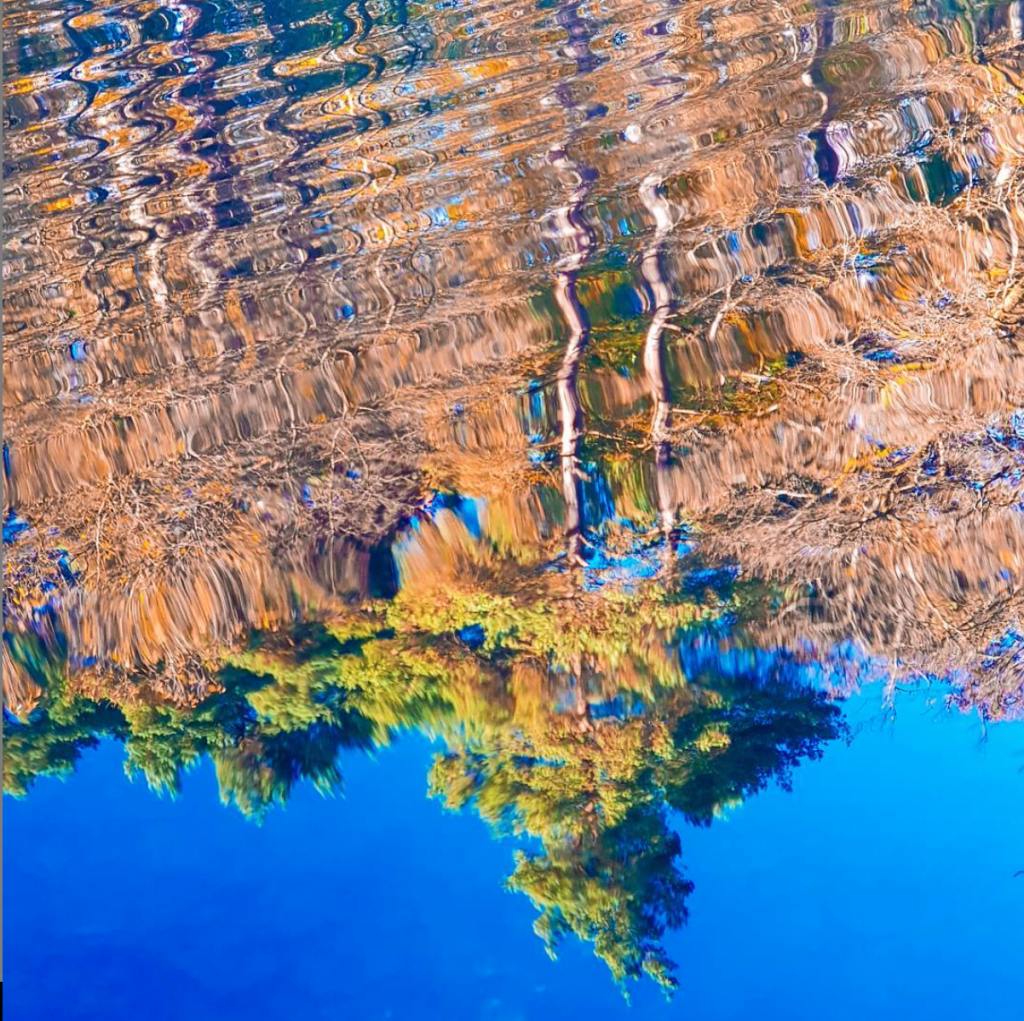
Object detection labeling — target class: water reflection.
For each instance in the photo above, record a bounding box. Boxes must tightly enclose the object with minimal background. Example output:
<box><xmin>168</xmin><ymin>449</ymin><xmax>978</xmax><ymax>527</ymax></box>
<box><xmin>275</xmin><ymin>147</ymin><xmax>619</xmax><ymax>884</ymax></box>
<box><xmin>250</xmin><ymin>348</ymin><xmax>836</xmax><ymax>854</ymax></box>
<box><xmin>6</xmin><ymin>576</ymin><xmax>848</xmax><ymax>991</ymax></box>
<box><xmin>4</xmin><ymin>0</ymin><xmax>1022</xmax><ymax>697</ymax></box>
<box><xmin>3</xmin><ymin>0</ymin><xmax>1023</xmax><ymax>1001</ymax></box>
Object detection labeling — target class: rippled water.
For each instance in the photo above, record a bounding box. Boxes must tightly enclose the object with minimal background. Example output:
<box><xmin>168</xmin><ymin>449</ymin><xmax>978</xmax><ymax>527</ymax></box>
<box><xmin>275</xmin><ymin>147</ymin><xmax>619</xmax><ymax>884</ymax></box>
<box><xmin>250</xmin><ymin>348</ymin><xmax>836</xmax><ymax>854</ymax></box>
<box><xmin>3</xmin><ymin>0</ymin><xmax>1024</xmax><ymax>1015</ymax></box>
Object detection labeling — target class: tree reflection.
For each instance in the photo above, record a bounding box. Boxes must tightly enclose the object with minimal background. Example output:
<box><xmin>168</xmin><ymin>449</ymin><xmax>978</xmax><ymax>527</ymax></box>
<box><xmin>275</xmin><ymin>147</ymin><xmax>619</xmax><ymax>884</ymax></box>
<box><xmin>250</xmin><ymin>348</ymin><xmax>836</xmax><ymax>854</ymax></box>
<box><xmin>4</xmin><ymin>568</ymin><xmax>845</xmax><ymax>993</ymax></box>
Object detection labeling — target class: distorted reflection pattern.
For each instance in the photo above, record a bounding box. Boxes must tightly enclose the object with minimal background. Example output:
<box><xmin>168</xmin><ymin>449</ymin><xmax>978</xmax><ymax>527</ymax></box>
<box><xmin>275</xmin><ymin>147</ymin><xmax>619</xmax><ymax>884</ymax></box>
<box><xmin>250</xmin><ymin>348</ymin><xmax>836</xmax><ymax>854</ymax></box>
<box><xmin>3</xmin><ymin>0</ymin><xmax>1022</xmax><ymax>997</ymax></box>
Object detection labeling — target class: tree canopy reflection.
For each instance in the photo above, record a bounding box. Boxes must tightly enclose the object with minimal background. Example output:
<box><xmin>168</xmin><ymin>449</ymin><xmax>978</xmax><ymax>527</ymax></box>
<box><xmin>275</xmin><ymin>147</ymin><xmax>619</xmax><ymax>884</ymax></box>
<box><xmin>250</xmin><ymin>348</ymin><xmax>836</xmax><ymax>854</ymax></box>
<box><xmin>5</xmin><ymin>553</ymin><xmax>846</xmax><ymax>994</ymax></box>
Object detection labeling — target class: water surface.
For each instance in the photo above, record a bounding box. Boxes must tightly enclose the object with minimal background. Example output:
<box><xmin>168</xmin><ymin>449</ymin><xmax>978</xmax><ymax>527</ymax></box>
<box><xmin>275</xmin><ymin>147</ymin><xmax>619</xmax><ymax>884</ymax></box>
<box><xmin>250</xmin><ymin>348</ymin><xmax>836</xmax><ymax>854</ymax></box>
<box><xmin>3</xmin><ymin>0</ymin><xmax>1023</xmax><ymax>1016</ymax></box>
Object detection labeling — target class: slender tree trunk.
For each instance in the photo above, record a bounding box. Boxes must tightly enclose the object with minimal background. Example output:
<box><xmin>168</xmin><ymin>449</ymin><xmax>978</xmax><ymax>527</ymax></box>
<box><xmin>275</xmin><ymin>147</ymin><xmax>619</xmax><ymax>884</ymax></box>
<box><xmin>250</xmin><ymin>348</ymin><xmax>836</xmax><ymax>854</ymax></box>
<box><xmin>553</xmin><ymin>245</ymin><xmax>589</xmax><ymax>567</ymax></box>
<box><xmin>548</xmin><ymin>2</ymin><xmax>598</xmax><ymax>566</ymax></box>
<box><xmin>639</xmin><ymin>176</ymin><xmax>676</xmax><ymax>542</ymax></box>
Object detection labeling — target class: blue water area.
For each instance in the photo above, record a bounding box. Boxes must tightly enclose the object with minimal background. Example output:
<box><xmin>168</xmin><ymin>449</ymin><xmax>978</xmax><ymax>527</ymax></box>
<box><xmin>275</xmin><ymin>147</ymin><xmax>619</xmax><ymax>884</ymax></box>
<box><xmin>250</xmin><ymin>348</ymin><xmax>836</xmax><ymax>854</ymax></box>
<box><xmin>5</xmin><ymin>689</ymin><xmax>1022</xmax><ymax>1020</ymax></box>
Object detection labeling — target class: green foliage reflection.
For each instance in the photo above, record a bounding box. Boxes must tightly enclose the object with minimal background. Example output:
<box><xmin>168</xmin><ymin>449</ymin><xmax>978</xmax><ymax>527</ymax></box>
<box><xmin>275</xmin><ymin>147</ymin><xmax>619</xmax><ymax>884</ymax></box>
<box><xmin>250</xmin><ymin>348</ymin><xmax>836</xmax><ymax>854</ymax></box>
<box><xmin>4</xmin><ymin>580</ymin><xmax>845</xmax><ymax>993</ymax></box>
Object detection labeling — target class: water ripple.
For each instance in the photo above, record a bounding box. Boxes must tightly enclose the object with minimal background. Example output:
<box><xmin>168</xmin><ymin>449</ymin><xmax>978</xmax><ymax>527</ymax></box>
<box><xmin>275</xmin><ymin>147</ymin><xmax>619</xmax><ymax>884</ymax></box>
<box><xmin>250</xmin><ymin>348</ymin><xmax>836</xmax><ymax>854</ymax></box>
<box><xmin>3</xmin><ymin>0</ymin><xmax>1023</xmax><ymax>711</ymax></box>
